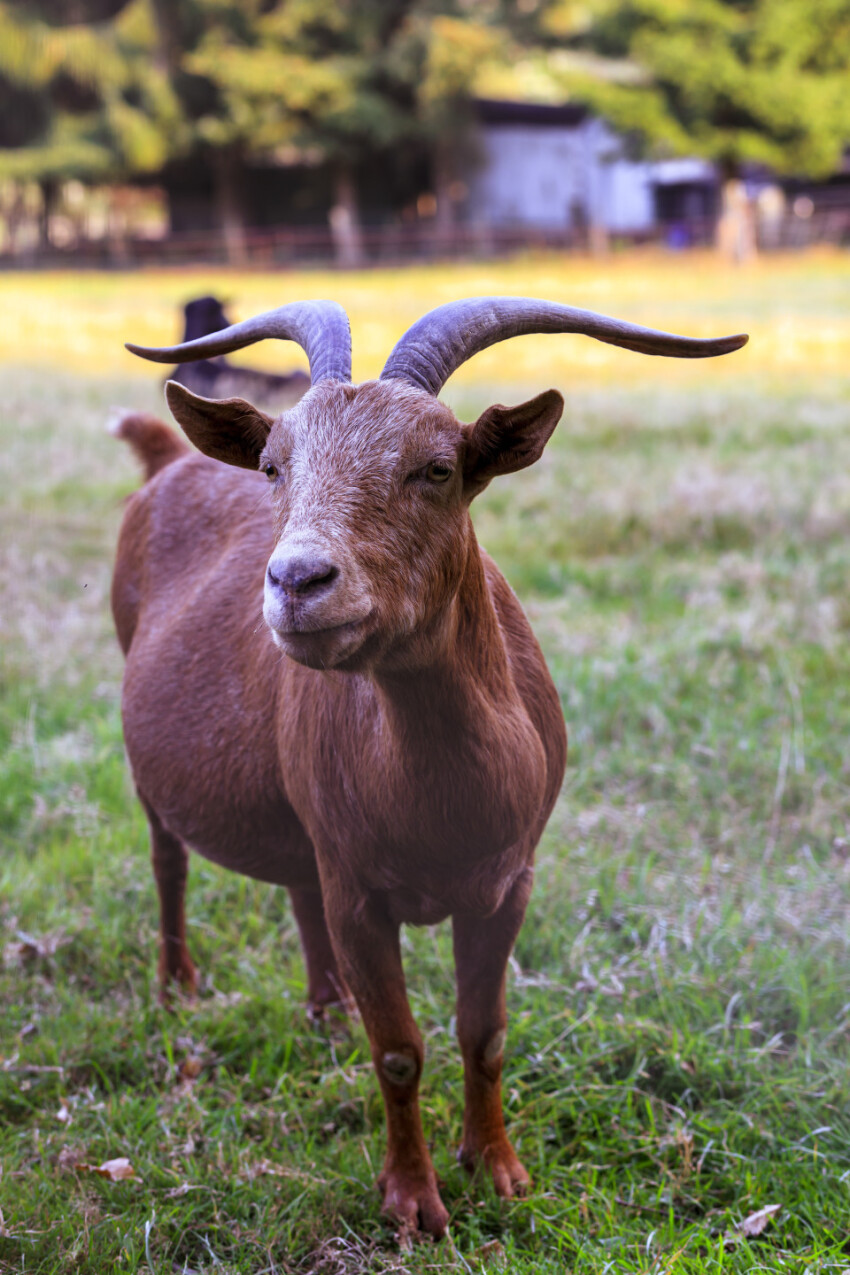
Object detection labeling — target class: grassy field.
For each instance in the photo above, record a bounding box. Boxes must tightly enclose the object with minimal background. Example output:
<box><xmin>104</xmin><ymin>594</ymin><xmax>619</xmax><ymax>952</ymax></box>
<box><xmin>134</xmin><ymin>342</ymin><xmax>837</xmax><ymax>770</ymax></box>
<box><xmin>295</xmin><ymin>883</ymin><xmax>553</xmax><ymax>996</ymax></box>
<box><xmin>1</xmin><ymin>251</ymin><xmax>850</xmax><ymax>1273</ymax></box>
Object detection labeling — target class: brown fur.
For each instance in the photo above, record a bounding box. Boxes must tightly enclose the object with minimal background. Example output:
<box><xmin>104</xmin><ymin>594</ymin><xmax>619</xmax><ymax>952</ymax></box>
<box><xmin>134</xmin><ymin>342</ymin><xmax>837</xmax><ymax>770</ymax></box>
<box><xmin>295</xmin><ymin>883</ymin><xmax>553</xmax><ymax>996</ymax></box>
<box><xmin>109</xmin><ymin>410</ymin><xmax>190</xmax><ymax>480</ymax></box>
<box><xmin>112</xmin><ymin>380</ymin><xmax>568</xmax><ymax>1237</ymax></box>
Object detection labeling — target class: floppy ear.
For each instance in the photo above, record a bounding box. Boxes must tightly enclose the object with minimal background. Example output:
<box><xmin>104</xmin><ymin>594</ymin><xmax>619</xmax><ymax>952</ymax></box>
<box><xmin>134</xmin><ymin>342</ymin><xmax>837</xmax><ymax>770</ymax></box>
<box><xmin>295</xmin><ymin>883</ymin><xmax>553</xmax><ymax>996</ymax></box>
<box><xmin>463</xmin><ymin>389</ymin><xmax>564</xmax><ymax>494</ymax></box>
<box><xmin>165</xmin><ymin>380</ymin><xmax>273</xmax><ymax>470</ymax></box>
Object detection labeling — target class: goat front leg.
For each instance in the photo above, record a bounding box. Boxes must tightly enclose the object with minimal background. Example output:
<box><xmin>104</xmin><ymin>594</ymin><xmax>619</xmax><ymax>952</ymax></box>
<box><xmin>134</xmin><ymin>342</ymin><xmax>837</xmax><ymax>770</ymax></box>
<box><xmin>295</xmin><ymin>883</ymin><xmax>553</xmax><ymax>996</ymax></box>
<box><xmin>322</xmin><ymin>882</ymin><xmax>448</xmax><ymax>1238</ymax></box>
<box><xmin>288</xmin><ymin>885</ymin><xmax>350</xmax><ymax>1021</ymax></box>
<box><xmin>138</xmin><ymin>791</ymin><xmax>198</xmax><ymax>1005</ymax></box>
<box><xmin>452</xmin><ymin>868</ymin><xmax>533</xmax><ymax>1198</ymax></box>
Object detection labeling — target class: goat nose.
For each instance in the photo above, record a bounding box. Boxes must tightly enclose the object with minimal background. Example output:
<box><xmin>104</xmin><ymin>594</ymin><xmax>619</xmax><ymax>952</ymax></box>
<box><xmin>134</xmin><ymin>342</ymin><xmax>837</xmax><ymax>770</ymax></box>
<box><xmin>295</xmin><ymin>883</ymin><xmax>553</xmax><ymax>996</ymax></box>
<box><xmin>267</xmin><ymin>555</ymin><xmax>339</xmax><ymax>595</ymax></box>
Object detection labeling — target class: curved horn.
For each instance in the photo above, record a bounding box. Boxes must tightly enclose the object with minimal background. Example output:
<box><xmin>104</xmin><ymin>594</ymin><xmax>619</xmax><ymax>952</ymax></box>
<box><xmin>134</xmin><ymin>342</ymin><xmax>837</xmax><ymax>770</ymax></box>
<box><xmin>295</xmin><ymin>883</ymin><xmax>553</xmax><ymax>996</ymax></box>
<box><xmin>126</xmin><ymin>300</ymin><xmax>351</xmax><ymax>385</ymax></box>
<box><xmin>380</xmin><ymin>297</ymin><xmax>748</xmax><ymax>395</ymax></box>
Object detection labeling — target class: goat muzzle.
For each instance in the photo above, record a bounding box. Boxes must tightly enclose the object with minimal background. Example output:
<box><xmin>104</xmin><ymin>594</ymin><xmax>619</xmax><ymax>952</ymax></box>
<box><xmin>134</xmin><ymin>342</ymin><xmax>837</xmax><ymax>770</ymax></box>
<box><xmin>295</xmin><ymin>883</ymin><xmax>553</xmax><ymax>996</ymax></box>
<box><xmin>263</xmin><ymin>546</ymin><xmax>373</xmax><ymax>669</ymax></box>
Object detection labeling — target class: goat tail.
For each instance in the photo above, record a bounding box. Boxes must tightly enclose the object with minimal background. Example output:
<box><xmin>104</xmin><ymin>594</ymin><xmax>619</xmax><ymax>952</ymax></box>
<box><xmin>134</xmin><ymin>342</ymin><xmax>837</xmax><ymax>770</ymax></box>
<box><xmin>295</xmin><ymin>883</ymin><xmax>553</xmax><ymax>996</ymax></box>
<box><xmin>108</xmin><ymin>409</ymin><xmax>190</xmax><ymax>481</ymax></box>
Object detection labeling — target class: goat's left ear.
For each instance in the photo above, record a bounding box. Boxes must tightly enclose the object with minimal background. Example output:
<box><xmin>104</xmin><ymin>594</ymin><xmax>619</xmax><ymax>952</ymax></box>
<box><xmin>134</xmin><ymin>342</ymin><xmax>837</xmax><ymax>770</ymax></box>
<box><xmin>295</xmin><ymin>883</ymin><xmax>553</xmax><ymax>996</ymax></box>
<box><xmin>165</xmin><ymin>380</ymin><xmax>274</xmax><ymax>470</ymax></box>
<box><xmin>463</xmin><ymin>389</ymin><xmax>564</xmax><ymax>493</ymax></box>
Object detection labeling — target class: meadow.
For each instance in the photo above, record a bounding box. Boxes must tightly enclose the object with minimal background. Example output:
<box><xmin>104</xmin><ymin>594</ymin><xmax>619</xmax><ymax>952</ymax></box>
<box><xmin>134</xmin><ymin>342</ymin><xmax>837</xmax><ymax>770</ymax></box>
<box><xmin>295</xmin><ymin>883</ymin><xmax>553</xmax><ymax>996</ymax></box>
<box><xmin>1</xmin><ymin>250</ymin><xmax>849</xmax><ymax>1273</ymax></box>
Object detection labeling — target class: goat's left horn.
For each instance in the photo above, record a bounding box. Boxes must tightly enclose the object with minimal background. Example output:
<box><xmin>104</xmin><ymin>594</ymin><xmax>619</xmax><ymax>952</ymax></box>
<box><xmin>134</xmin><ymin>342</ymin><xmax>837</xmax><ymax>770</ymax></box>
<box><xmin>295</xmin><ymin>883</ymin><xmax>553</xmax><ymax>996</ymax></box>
<box><xmin>126</xmin><ymin>300</ymin><xmax>352</xmax><ymax>385</ymax></box>
<box><xmin>380</xmin><ymin>297</ymin><xmax>748</xmax><ymax>396</ymax></box>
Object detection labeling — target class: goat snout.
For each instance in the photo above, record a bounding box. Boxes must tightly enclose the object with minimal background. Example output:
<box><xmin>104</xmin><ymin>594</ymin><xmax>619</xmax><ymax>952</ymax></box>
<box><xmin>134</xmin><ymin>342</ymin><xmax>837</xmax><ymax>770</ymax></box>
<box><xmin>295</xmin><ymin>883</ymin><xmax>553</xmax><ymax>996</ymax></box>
<box><xmin>267</xmin><ymin>555</ymin><xmax>339</xmax><ymax>598</ymax></box>
<box><xmin>263</xmin><ymin>545</ymin><xmax>373</xmax><ymax>667</ymax></box>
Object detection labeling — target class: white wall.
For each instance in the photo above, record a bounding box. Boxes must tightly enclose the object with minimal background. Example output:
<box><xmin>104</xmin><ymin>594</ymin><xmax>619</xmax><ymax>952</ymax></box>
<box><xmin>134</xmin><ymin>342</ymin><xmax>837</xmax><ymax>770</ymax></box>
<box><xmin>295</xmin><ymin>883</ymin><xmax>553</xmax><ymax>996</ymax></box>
<box><xmin>468</xmin><ymin>116</ymin><xmax>655</xmax><ymax>233</ymax></box>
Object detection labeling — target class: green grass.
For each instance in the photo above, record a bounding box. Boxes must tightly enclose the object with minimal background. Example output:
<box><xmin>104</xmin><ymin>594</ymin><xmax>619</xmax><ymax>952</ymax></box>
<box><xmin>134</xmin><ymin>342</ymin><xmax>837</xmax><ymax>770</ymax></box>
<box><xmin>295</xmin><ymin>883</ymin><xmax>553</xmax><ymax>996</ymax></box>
<box><xmin>2</xmin><ymin>258</ymin><xmax>850</xmax><ymax>1272</ymax></box>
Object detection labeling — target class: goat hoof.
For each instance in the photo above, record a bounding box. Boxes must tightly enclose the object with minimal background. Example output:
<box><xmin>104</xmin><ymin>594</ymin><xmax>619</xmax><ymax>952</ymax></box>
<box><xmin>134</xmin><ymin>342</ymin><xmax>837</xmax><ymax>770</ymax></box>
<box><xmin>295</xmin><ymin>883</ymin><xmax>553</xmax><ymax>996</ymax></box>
<box><xmin>306</xmin><ymin>996</ymin><xmax>351</xmax><ymax>1031</ymax></box>
<box><xmin>378</xmin><ymin>1168</ymin><xmax>449</xmax><ymax>1239</ymax></box>
<box><xmin>458</xmin><ymin>1139</ymin><xmax>530</xmax><ymax>1199</ymax></box>
<box><xmin>157</xmin><ymin>952</ymin><xmax>199</xmax><ymax>1009</ymax></box>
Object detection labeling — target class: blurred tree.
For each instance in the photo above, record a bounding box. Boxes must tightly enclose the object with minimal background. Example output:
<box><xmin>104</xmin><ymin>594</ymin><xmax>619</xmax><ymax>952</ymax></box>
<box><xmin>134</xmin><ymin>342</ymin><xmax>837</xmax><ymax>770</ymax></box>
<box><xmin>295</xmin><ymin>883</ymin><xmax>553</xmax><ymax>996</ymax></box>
<box><xmin>0</xmin><ymin>0</ymin><xmax>525</xmax><ymax>261</ymax></box>
<box><xmin>166</xmin><ymin>0</ymin><xmax>436</xmax><ymax>263</ymax></box>
<box><xmin>5</xmin><ymin>0</ymin><xmax>847</xmax><ymax>263</ymax></box>
<box><xmin>414</xmin><ymin>13</ymin><xmax>505</xmax><ymax>231</ymax></box>
<box><xmin>19</xmin><ymin>0</ymin><xmax>134</xmax><ymax>21</ymax></box>
<box><xmin>501</xmin><ymin>0</ymin><xmax>850</xmax><ymax>255</ymax></box>
<box><xmin>0</xmin><ymin>0</ymin><xmax>181</xmax><ymax>250</ymax></box>
<box><xmin>536</xmin><ymin>0</ymin><xmax>850</xmax><ymax>178</ymax></box>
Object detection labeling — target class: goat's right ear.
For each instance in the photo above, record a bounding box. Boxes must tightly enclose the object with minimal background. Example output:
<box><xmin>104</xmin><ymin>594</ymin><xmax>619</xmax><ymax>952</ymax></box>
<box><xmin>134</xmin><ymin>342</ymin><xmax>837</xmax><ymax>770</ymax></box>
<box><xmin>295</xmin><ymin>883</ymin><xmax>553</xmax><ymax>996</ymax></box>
<box><xmin>165</xmin><ymin>381</ymin><xmax>273</xmax><ymax>470</ymax></box>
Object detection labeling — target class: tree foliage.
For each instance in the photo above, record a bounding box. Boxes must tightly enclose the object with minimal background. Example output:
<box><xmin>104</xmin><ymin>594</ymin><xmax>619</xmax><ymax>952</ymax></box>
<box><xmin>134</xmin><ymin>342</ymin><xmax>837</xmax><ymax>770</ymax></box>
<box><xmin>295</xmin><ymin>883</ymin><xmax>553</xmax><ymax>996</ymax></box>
<box><xmin>0</xmin><ymin>0</ymin><xmax>847</xmax><ymax>213</ymax></box>
<box><xmin>0</xmin><ymin>0</ymin><xmax>521</xmax><ymax>183</ymax></box>
<box><xmin>0</xmin><ymin>0</ymin><xmax>180</xmax><ymax>182</ymax></box>
<box><xmin>541</xmin><ymin>0</ymin><xmax>850</xmax><ymax>176</ymax></box>
<box><xmin>180</xmin><ymin>0</ymin><xmax>423</xmax><ymax>163</ymax></box>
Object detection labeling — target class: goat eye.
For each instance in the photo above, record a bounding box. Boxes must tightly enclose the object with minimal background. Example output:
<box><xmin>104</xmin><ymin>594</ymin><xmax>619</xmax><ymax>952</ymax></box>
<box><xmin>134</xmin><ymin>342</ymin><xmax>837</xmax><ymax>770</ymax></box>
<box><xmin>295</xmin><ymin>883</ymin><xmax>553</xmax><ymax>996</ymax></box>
<box><xmin>425</xmin><ymin>462</ymin><xmax>453</xmax><ymax>484</ymax></box>
<box><xmin>263</xmin><ymin>462</ymin><xmax>277</xmax><ymax>480</ymax></box>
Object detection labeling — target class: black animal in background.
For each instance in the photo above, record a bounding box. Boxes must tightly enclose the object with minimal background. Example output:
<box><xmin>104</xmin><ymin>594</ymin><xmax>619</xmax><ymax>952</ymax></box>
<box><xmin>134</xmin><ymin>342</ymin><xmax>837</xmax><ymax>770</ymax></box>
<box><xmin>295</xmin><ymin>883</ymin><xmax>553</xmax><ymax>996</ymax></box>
<box><xmin>167</xmin><ymin>296</ymin><xmax>310</xmax><ymax>411</ymax></box>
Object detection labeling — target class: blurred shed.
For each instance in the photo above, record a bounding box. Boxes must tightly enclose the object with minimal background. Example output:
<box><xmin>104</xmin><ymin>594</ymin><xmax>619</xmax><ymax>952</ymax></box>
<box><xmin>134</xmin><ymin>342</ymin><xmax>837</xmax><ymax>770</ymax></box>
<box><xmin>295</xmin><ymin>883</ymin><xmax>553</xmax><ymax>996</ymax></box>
<box><xmin>468</xmin><ymin>99</ymin><xmax>656</xmax><ymax>239</ymax></box>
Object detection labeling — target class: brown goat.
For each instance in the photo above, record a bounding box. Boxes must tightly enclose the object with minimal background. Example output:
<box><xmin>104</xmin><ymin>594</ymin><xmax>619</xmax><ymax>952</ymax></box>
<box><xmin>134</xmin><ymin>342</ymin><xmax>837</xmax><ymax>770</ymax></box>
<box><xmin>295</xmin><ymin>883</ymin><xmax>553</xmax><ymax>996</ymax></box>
<box><xmin>114</xmin><ymin>298</ymin><xmax>746</xmax><ymax>1237</ymax></box>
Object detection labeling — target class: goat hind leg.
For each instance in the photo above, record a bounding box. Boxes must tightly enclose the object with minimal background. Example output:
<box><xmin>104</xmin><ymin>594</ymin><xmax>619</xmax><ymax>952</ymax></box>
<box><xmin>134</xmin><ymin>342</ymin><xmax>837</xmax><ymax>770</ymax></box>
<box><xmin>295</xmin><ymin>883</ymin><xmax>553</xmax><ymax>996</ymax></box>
<box><xmin>288</xmin><ymin>885</ymin><xmax>350</xmax><ymax>1021</ymax></box>
<box><xmin>452</xmin><ymin>869</ymin><xmax>533</xmax><ymax>1198</ymax></box>
<box><xmin>138</xmin><ymin>791</ymin><xmax>198</xmax><ymax>1004</ymax></box>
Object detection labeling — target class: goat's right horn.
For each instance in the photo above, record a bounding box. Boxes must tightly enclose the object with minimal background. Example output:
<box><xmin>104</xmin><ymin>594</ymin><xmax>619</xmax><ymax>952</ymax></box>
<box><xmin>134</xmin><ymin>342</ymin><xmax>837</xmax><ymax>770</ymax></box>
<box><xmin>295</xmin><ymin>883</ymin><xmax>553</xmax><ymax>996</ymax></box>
<box><xmin>126</xmin><ymin>300</ymin><xmax>352</xmax><ymax>385</ymax></box>
<box><xmin>380</xmin><ymin>297</ymin><xmax>749</xmax><ymax>396</ymax></box>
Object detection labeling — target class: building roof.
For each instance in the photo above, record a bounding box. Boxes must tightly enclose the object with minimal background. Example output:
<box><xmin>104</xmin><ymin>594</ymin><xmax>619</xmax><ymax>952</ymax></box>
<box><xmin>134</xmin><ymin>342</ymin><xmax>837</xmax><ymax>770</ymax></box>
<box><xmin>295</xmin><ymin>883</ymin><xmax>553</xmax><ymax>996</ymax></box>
<box><xmin>474</xmin><ymin>98</ymin><xmax>589</xmax><ymax>127</ymax></box>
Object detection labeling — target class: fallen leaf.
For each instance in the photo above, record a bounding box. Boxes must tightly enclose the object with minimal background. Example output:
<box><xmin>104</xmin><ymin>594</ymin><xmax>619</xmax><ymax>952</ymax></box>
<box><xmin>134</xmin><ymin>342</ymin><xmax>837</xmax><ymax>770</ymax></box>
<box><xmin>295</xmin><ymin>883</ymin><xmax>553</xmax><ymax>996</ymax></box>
<box><xmin>238</xmin><ymin>1161</ymin><xmax>325</xmax><ymax>1187</ymax></box>
<box><xmin>75</xmin><ymin>1157</ymin><xmax>137</xmax><ymax>1182</ymax></box>
<box><xmin>738</xmin><ymin>1203</ymin><xmax>781</xmax><ymax>1236</ymax></box>
<box><xmin>395</xmin><ymin>1216</ymin><xmax>416</xmax><ymax>1251</ymax></box>
<box><xmin>239</xmin><ymin>1158</ymin><xmax>286</xmax><ymax>1182</ymax></box>
<box><xmin>57</xmin><ymin>1146</ymin><xmax>81</xmax><ymax>1173</ymax></box>
<box><xmin>166</xmin><ymin>1182</ymin><xmax>204</xmax><ymax>1198</ymax></box>
<box><xmin>179</xmin><ymin>1055</ymin><xmax>202</xmax><ymax>1082</ymax></box>
<box><xmin>4</xmin><ymin>929</ymin><xmax>67</xmax><ymax>965</ymax></box>
<box><xmin>476</xmin><ymin>1239</ymin><xmax>507</xmax><ymax>1266</ymax></box>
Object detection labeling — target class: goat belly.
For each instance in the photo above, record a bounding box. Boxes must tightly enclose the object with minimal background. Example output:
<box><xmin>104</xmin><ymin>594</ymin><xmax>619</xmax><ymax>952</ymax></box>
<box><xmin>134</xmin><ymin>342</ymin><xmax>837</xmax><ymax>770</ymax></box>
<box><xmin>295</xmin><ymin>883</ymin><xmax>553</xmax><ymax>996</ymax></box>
<box><xmin>187</xmin><ymin>823</ymin><xmax>318</xmax><ymax>888</ymax></box>
<box><xmin>124</xmin><ymin>712</ymin><xmax>318</xmax><ymax>887</ymax></box>
<box><xmin>121</xmin><ymin>646</ymin><xmax>319</xmax><ymax>889</ymax></box>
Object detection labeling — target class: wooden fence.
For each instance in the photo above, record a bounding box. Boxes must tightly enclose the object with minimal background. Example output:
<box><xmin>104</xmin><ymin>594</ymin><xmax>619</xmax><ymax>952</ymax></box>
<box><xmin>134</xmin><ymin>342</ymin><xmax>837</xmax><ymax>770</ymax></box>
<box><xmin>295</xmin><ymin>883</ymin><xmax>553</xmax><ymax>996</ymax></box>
<box><xmin>0</xmin><ymin>209</ymin><xmax>847</xmax><ymax>269</ymax></box>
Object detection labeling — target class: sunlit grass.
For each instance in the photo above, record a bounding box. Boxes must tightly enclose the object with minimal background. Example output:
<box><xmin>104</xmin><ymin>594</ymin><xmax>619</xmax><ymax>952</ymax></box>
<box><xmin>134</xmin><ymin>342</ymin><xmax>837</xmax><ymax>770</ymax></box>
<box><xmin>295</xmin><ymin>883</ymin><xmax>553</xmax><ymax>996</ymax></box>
<box><xmin>2</xmin><ymin>247</ymin><xmax>849</xmax><ymax>387</ymax></box>
<box><xmin>1</xmin><ymin>251</ymin><xmax>850</xmax><ymax>1272</ymax></box>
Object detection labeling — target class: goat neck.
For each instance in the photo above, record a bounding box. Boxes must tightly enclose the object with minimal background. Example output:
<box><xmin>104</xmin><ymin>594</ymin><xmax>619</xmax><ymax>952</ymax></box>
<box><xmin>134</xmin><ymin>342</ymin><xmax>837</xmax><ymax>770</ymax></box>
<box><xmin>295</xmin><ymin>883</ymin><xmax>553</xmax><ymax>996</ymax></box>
<box><xmin>371</xmin><ymin>518</ymin><xmax>513</xmax><ymax>717</ymax></box>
